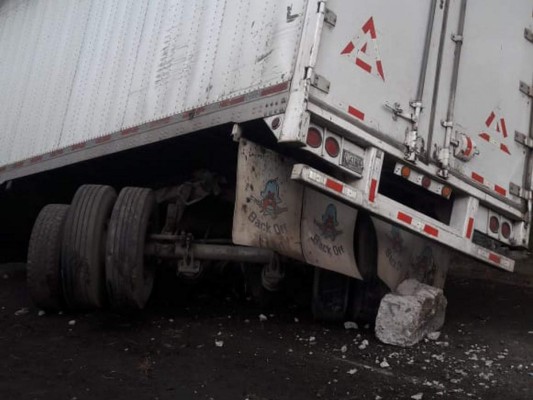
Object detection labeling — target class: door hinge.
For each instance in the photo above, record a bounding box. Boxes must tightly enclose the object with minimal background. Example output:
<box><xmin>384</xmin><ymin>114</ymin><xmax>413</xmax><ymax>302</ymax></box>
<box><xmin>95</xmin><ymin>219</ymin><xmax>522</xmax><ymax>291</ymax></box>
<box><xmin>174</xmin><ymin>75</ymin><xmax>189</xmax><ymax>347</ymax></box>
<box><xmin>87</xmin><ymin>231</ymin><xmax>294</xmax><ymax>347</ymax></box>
<box><xmin>324</xmin><ymin>8</ymin><xmax>337</xmax><ymax>27</ymax></box>
<box><xmin>525</xmin><ymin>28</ymin><xmax>533</xmax><ymax>43</ymax></box>
<box><xmin>519</xmin><ymin>81</ymin><xmax>533</xmax><ymax>98</ymax></box>
<box><xmin>515</xmin><ymin>131</ymin><xmax>533</xmax><ymax>149</ymax></box>
<box><xmin>510</xmin><ymin>182</ymin><xmax>533</xmax><ymax>200</ymax></box>
<box><xmin>310</xmin><ymin>72</ymin><xmax>330</xmax><ymax>93</ymax></box>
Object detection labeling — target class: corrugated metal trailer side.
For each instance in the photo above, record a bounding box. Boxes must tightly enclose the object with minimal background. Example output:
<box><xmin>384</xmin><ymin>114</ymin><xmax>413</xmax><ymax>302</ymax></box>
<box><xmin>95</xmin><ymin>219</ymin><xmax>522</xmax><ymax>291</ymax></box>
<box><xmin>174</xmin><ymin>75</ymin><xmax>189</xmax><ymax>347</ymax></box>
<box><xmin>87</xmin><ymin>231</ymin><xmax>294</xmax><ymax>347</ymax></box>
<box><xmin>0</xmin><ymin>0</ymin><xmax>309</xmax><ymax>181</ymax></box>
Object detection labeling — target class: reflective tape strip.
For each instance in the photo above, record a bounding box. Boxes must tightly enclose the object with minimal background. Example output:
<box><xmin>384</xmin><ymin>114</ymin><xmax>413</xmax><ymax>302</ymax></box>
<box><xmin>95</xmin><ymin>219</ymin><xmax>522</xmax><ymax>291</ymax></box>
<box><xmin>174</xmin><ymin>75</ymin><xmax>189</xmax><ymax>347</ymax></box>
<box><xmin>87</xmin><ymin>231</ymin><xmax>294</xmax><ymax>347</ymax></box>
<box><xmin>369</xmin><ymin>178</ymin><xmax>378</xmax><ymax>202</ymax></box>
<box><xmin>478</xmin><ymin>132</ymin><xmax>511</xmax><ymax>155</ymax></box>
<box><xmin>470</xmin><ymin>172</ymin><xmax>507</xmax><ymax>198</ymax></box>
<box><xmin>476</xmin><ymin>247</ymin><xmax>513</xmax><ymax>272</ymax></box>
<box><xmin>307</xmin><ymin>169</ymin><xmax>357</xmax><ymax>200</ymax></box>
<box><xmin>397</xmin><ymin>211</ymin><xmax>439</xmax><ymax>238</ymax></box>
<box><xmin>466</xmin><ymin>217</ymin><xmax>475</xmax><ymax>239</ymax></box>
<box><xmin>348</xmin><ymin>105</ymin><xmax>365</xmax><ymax>121</ymax></box>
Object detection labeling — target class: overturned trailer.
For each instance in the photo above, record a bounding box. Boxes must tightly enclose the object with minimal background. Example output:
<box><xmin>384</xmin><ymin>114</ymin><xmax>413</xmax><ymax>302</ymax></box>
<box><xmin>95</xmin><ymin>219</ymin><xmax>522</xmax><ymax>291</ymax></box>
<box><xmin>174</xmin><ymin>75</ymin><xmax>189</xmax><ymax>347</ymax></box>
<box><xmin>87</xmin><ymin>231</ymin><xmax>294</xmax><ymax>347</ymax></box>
<box><xmin>1</xmin><ymin>0</ymin><xmax>532</xmax><ymax>318</ymax></box>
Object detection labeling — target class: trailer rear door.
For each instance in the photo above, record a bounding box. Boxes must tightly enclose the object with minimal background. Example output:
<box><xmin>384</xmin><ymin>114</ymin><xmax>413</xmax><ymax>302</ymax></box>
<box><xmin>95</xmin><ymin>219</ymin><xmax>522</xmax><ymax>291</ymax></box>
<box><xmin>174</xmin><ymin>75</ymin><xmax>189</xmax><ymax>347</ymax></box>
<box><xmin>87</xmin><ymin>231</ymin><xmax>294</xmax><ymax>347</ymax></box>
<box><xmin>309</xmin><ymin>0</ymin><xmax>443</xmax><ymax>157</ymax></box>
<box><xmin>439</xmin><ymin>0</ymin><xmax>533</xmax><ymax>209</ymax></box>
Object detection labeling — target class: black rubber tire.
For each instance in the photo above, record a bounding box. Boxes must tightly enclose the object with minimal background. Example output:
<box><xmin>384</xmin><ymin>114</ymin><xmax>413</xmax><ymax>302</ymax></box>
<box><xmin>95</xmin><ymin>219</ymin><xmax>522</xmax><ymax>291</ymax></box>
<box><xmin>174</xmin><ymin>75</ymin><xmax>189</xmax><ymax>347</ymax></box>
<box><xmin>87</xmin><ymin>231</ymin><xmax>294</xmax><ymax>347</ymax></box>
<box><xmin>105</xmin><ymin>187</ymin><xmax>157</xmax><ymax>311</ymax></box>
<box><xmin>27</xmin><ymin>204</ymin><xmax>70</xmax><ymax>311</ymax></box>
<box><xmin>311</xmin><ymin>267</ymin><xmax>350</xmax><ymax>322</ymax></box>
<box><xmin>61</xmin><ymin>185</ymin><xmax>117</xmax><ymax>309</ymax></box>
<box><xmin>242</xmin><ymin>264</ymin><xmax>282</xmax><ymax>309</ymax></box>
<box><xmin>348</xmin><ymin>212</ymin><xmax>389</xmax><ymax>322</ymax></box>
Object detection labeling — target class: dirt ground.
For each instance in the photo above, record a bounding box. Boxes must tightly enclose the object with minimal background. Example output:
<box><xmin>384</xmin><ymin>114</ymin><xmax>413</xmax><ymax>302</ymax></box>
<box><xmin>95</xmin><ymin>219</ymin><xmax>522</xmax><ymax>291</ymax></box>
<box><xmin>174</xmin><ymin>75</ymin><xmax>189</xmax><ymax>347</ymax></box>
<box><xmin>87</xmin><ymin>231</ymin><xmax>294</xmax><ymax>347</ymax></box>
<box><xmin>0</xmin><ymin>264</ymin><xmax>531</xmax><ymax>400</ymax></box>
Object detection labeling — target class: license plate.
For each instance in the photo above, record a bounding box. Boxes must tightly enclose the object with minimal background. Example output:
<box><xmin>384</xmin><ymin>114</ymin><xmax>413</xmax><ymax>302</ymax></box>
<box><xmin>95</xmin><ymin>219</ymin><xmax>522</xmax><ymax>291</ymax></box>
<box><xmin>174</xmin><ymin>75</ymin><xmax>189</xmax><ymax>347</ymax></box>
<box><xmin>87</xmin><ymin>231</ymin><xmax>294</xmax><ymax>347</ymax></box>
<box><xmin>341</xmin><ymin>149</ymin><xmax>364</xmax><ymax>176</ymax></box>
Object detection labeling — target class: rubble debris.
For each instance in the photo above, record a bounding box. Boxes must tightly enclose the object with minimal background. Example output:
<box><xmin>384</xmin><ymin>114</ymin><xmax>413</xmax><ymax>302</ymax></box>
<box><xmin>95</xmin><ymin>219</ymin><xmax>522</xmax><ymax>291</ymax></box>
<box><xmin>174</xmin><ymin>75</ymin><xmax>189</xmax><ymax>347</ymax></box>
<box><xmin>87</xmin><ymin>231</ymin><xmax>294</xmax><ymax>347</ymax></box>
<box><xmin>375</xmin><ymin>279</ymin><xmax>447</xmax><ymax>347</ymax></box>
<box><xmin>344</xmin><ymin>321</ymin><xmax>358</xmax><ymax>330</ymax></box>
<box><xmin>358</xmin><ymin>340</ymin><xmax>369</xmax><ymax>350</ymax></box>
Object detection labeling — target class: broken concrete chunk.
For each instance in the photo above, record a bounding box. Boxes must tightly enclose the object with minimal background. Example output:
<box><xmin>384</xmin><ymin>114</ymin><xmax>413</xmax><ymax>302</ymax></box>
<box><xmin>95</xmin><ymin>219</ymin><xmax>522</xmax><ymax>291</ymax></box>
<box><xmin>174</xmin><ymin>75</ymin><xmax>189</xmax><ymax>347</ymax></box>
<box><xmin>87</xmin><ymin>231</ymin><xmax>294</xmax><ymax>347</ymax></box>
<box><xmin>375</xmin><ymin>279</ymin><xmax>447</xmax><ymax>347</ymax></box>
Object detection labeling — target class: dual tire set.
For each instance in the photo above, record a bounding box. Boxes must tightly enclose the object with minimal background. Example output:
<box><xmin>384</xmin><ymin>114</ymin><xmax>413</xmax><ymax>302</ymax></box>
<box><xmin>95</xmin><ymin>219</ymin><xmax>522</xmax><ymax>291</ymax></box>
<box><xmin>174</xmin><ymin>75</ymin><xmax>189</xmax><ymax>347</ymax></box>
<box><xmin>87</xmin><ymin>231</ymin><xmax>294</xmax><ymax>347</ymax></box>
<box><xmin>27</xmin><ymin>185</ymin><xmax>157</xmax><ymax>312</ymax></box>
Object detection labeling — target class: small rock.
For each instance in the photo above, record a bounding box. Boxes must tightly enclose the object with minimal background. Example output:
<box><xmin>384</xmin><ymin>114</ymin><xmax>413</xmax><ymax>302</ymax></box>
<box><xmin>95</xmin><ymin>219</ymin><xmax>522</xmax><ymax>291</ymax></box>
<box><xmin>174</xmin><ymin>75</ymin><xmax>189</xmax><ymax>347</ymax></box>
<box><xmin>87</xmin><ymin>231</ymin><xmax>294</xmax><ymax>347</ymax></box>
<box><xmin>259</xmin><ymin>314</ymin><xmax>268</xmax><ymax>322</ymax></box>
<box><xmin>358</xmin><ymin>340</ymin><xmax>369</xmax><ymax>350</ymax></box>
<box><xmin>427</xmin><ymin>331</ymin><xmax>441</xmax><ymax>341</ymax></box>
<box><xmin>347</xmin><ymin>368</ymin><xmax>357</xmax><ymax>375</ymax></box>
<box><xmin>309</xmin><ymin>336</ymin><xmax>316</xmax><ymax>342</ymax></box>
<box><xmin>215</xmin><ymin>340</ymin><xmax>224</xmax><ymax>347</ymax></box>
<box><xmin>344</xmin><ymin>321</ymin><xmax>358</xmax><ymax>330</ymax></box>
<box><xmin>380</xmin><ymin>359</ymin><xmax>390</xmax><ymax>368</ymax></box>
<box><xmin>68</xmin><ymin>320</ymin><xmax>76</xmax><ymax>326</ymax></box>
<box><xmin>37</xmin><ymin>310</ymin><xmax>46</xmax><ymax>317</ymax></box>
<box><xmin>411</xmin><ymin>394</ymin><xmax>423</xmax><ymax>400</ymax></box>
<box><xmin>14</xmin><ymin>307</ymin><xmax>29</xmax><ymax>316</ymax></box>
<box><xmin>341</xmin><ymin>345</ymin><xmax>347</xmax><ymax>353</ymax></box>
<box><xmin>294</xmin><ymin>317</ymin><xmax>299</xmax><ymax>323</ymax></box>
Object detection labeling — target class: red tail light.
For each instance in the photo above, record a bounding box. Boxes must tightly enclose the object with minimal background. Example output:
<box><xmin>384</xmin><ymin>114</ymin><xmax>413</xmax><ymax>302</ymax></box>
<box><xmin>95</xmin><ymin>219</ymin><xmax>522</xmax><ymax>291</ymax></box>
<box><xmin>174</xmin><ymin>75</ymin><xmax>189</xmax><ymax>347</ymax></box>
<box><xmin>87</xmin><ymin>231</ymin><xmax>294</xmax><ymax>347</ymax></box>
<box><xmin>306</xmin><ymin>127</ymin><xmax>322</xmax><ymax>148</ymax></box>
<box><xmin>421</xmin><ymin>176</ymin><xmax>431</xmax><ymax>189</ymax></box>
<box><xmin>501</xmin><ymin>222</ymin><xmax>511</xmax><ymax>239</ymax></box>
<box><xmin>325</xmin><ymin>137</ymin><xmax>340</xmax><ymax>157</ymax></box>
<box><xmin>489</xmin><ymin>216</ymin><xmax>499</xmax><ymax>233</ymax></box>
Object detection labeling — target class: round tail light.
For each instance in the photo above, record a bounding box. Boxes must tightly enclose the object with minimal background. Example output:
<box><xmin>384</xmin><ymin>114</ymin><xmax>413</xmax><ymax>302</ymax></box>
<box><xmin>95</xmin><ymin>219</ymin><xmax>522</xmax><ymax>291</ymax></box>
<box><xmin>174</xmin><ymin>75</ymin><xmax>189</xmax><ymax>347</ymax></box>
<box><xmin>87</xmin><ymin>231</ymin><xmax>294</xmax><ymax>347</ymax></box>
<box><xmin>325</xmin><ymin>137</ymin><xmax>340</xmax><ymax>157</ymax></box>
<box><xmin>421</xmin><ymin>176</ymin><xmax>431</xmax><ymax>189</ymax></box>
<box><xmin>489</xmin><ymin>216</ymin><xmax>500</xmax><ymax>233</ymax></box>
<box><xmin>306</xmin><ymin>127</ymin><xmax>322</xmax><ymax>148</ymax></box>
<box><xmin>441</xmin><ymin>186</ymin><xmax>453</xmax><ymax>198</ymax></box>
<box><xmin>401</xmin><ymin>166</ymin><xmax>411</xmax><ymax>178</ymax></box>
<box><xmin>501</xmin><ymin>222</ymin><xmax>511</xmax><ymax>239</ymax></box>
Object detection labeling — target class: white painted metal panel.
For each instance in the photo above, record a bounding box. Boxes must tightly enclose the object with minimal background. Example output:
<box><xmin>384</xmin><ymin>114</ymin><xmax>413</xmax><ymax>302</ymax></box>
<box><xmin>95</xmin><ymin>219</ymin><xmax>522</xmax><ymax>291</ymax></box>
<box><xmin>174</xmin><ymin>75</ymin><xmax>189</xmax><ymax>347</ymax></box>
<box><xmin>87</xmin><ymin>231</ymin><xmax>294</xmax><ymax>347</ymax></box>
<box><xmin>444</xmin><ymin>0</ymin><xmax>533</xmax><ymax>204</ymax></box>
<box><xmin>0</xmin><ymin>0</ymin><xmax>306</xmax><ymax>168</ymax></box>
<box><xmin>311</xmin><ymin>0</ymin><xmax>439</xmax><ymax>152</ymax></box>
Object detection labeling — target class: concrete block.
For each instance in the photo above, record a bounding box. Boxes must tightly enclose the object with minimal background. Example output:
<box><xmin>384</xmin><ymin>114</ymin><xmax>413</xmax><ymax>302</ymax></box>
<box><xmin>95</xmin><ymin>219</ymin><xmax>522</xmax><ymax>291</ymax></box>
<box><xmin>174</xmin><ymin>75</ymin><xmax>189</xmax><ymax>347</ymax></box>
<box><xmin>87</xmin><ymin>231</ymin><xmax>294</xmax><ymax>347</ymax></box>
<box><xmin>375</xmin><ymin>279</ymin><xmax>447</xmax><ymax>347</ymax></box>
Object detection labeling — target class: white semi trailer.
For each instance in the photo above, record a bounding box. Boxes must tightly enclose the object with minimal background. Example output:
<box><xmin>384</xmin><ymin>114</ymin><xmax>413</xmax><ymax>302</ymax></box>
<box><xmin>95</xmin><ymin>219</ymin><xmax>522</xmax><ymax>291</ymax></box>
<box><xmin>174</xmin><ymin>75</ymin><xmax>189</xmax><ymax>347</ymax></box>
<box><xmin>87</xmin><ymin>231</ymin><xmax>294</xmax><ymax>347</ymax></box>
<box><xmin>0</xmin><ymin>0</ymin><xmax>531</xmax><ymax>317</ymax></box>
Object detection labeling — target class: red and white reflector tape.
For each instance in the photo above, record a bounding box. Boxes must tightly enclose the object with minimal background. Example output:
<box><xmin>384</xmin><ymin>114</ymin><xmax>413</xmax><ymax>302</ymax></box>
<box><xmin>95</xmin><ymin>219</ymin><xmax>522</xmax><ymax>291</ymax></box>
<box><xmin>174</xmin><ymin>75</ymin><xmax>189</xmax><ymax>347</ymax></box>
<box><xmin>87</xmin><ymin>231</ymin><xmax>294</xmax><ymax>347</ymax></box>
<box><xmin>307</xmin><ymin>169</ymin><xmax>358</xmax><ymax>201</ymax></box>
<box><xmin>478</xmin><ymin>133</ymin><xmax>511</xmax><ymax>155</ymax></box>
<box><xmin>476</xmin><ymin>248</ymin><xmax>513</xmax><ymax>272</ymax></box>
<box><xmin>470</xmin><ymin>172</ymin><xmax>507</xmax><ymax>197</ymax></box>
<box><xmin>397</xmin><ymin>211</ymin><xmax>439</xmax><ymax>238</ymax></box>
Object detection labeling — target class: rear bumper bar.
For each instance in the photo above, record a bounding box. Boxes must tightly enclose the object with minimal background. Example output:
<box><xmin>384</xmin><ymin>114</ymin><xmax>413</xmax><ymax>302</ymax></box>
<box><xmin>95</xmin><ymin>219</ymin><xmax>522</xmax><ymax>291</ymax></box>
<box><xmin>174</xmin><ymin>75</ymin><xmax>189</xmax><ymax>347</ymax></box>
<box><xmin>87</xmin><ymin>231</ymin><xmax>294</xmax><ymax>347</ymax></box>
<box><xmin>291</xmin><ymin>163</ymin><xmax>514</xmax><ymax>272</ymax></box>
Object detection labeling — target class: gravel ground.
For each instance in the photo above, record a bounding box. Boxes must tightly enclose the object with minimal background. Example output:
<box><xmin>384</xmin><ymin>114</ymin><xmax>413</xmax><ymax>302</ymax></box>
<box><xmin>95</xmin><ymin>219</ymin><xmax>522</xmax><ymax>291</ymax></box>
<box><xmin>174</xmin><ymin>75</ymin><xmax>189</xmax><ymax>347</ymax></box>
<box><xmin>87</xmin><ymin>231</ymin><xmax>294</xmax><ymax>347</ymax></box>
<box><xmin>0</xmin><ymin>264</ymin><xmax>531</xmax><ymax>400</ymax></box>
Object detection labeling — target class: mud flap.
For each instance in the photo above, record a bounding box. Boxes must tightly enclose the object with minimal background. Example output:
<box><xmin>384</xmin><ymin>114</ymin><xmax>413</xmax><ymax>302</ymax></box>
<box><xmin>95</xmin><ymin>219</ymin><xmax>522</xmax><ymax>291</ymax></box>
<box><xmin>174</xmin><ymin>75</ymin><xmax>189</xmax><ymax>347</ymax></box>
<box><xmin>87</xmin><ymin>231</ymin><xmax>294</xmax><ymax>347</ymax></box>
<box><xmin>373</xmin><ymin>218</ymin><xmax>450</xmax><ymax>290</ymax></box>
<box><xmin>301</xmin><ymin>190</ymin><xmax>361</xmax><ymax>279</ymax></box>
<box><xmin>233</xmin><ymin>140</ymin><xmax>304</xmax><ymax>261</ymax></box>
